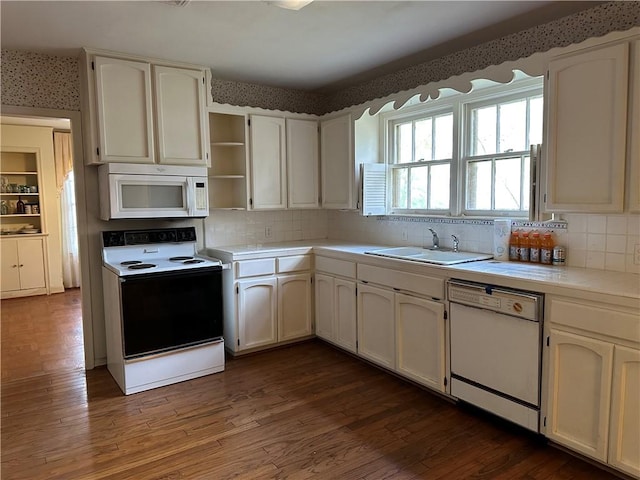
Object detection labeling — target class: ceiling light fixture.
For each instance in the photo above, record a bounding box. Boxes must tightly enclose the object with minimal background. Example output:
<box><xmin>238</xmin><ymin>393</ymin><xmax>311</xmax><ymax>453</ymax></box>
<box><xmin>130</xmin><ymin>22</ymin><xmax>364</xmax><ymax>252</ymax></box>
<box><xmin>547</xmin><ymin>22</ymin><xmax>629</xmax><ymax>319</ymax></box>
<box><xmin>266</xmin><ymin>0</ymin><xmax>314</xmax><ymax>11</ymax></box>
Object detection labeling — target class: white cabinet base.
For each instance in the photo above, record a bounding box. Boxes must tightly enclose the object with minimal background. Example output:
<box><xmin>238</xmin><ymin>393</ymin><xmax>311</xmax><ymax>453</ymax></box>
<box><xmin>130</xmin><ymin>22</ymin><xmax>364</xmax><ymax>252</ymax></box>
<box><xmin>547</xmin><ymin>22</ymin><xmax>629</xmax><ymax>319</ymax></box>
<box><xmin>109</xmin><ymin>340</ymin><xmax>225</xmax><ymax>395</ymax></box>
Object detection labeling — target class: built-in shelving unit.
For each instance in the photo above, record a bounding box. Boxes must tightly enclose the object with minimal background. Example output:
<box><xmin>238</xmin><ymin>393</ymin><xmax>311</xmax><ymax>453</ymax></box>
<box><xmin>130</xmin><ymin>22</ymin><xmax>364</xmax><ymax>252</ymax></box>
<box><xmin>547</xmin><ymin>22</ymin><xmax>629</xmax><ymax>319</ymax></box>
<box><xmin>208</xmin><ymin>112</ymin><xmax>249</xmax><ymax>210</ymax></box>
<box><xmin>1</xmin><ymin>152</ymin><xmax>43</xmax><ymax>235</ymax></box>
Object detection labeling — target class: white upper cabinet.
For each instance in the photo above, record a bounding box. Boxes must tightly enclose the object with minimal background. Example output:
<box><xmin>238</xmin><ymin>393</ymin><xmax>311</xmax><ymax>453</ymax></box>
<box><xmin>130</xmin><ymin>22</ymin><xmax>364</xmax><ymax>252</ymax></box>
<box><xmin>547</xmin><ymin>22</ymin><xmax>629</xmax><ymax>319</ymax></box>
<box><xmin>544</xmin><ymin>42</ymin><xmax>629</xmax><ymax>212</ymax></box>
<box><xmin>248</xmin><ymin>115</ymin><xmax>319</xmax><ymax>210</ymax></box>
<box><xmin>249</xmin><ymin>115</ymin><xmax>287</xmax><ymax>209</ymax></box>
<box><xmin>286</xmin><ymin>119</ymin><xmax>319</xmax><ymax>209</ymax></box>
<box><xmin>94</xmin><ymin>56</ymin><xmax>155</xmax><ymax>164</ymax></box>
<box><xmin>154</xmin><ymin>65</ymin><xmax>208</xmax><ymax>166</ymax></box>
<box><xmin>85</xmin><ymin>51</ymin><xmax>209</xmax><ymax>166</ymax></box>
<box><xmin>321</xmin><ymin>114</ymin><xmax>355</xmax><ymax>209</ymax></box>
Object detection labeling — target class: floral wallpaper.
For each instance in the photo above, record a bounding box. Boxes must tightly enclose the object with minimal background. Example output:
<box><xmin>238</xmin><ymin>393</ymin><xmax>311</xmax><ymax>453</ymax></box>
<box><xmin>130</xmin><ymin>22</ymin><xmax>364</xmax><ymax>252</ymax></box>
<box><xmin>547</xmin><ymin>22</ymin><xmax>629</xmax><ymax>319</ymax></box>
<box><xmin>0</xmin><ymin>50</ymin><xmax>80</xmax><ymax>111</ymax></box>
<box><xmin>324</xmin><ymin>1</ymin><xmax>640</xmax><ymax>113</ymax></box>
<box><xmin>1</xmin><ymin>1</ymin><xmax>638</xmax><ymax>115</ymax></box>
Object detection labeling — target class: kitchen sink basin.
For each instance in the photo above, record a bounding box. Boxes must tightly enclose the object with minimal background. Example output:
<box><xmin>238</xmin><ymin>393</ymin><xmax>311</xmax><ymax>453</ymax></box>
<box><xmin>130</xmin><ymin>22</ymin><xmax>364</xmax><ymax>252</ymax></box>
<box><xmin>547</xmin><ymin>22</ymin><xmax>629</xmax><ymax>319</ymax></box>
<box><xmin>365</xmin><ymin>247</ymin><xmax>493</xmax><ymax>265</ymax></box>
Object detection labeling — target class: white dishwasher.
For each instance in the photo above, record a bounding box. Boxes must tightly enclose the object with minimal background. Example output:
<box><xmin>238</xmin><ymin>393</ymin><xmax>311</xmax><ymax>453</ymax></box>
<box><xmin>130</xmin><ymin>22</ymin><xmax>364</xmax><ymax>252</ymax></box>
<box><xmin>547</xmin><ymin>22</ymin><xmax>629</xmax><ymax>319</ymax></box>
<box><xmin>448</xmin><ymin>279</ymin><xmax>544</xmax><ymax>432</ymax></box>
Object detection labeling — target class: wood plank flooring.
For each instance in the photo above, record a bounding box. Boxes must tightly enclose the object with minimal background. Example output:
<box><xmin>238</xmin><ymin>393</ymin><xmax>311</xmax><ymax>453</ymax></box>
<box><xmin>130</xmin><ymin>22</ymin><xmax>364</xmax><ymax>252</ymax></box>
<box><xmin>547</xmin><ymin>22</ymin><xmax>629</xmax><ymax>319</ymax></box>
<box><xmin>1</xmin><ymin>291</ymin><xmax>622</xmax><ymax>479</ymax></box>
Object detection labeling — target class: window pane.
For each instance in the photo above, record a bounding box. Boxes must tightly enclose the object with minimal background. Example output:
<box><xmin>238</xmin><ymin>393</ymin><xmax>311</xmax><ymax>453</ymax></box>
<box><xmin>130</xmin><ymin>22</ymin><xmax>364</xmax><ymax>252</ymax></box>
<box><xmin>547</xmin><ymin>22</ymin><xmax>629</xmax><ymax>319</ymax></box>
<box><xmin>529</xmin><ymin>96</ymin><xmax>543</xmax><ymax>146</ymax></box>
<box><xmin>392</xmin><ymin>168</ymin><xmax>408</xmax><ymax>208</ymax></box>
<box><xmin>410</xmin><ymin>166</ymin><xmax>428</xmax><ymax>209</ymax></box>
<box><xmin>466</xmin><ymin>160</ymin><xmax>492</xmax><ymax>210</ymax></box>
<box><xmin>522</xmin><ymin>156</ymin><xmax>530</xmax><ymax>211</ymax></box>
<box><xmin>499</xmin><ymin>100</ymin><xmax>526</xmax><ymax>153</ymax></box>
<box><xmin>430</xmin><ymin>163</ymin><xmax>450</xmax><ymax>209</ymax></box>
<box><xmin>495</xmin><ymin>157</ymin><xmax>521</xmax><ymax>210</ymax></box>
<box><xmin>434</xmin><ymin>114</ymin><xmax>453</xmax><ymax>160</ymax></box>
<box><xmin>415</xmin><ymin>118</ymin><xmax>432</xmax><ymax>162</ymax></box>
<box><xmin>397</xmin><ymin>123</ymin><xmax>412</xmax><ymax>164</ymax></box>
<box><xmin>473</xmin><ymin>106</ymin><xmax>496</xmax><ymax>155</ymax></box>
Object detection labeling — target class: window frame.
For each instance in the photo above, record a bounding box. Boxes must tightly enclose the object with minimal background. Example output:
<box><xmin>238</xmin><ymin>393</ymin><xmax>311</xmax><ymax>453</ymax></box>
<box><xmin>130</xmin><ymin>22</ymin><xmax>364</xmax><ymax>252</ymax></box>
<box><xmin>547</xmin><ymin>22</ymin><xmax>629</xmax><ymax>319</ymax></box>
<box><xmin>387</xmin><ymin>105</ymin><xmax>454</xmax><ymax>213</ymax></box>
<box><xmin>381</xmin><ymin>76</ymin><xmax>543</xmax><ymax>218</ymax></box>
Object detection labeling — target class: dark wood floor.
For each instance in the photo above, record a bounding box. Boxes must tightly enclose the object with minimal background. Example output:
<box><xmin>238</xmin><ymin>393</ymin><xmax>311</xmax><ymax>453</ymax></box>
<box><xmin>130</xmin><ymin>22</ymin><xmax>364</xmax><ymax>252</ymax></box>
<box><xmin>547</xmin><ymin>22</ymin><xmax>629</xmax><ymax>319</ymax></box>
<box><xmin>1</xmin><ymin>291</ymin><xmax>621</xmax><ymax>479</ymax></box>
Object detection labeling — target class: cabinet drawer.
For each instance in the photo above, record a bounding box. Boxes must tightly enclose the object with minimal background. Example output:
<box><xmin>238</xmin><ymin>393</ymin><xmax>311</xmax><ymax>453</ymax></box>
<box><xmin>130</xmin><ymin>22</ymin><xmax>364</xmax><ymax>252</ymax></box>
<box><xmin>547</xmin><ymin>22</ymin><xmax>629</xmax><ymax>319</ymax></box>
<box><xmin>549</xmin><ymin>297</ymin><xmax>640</xmax><ymax>343</ymax></box>
<box><xmin>235</xmin><ymin>259</ymin><xmax>276</xmax><ymax>278</ymax></box>
<box><xmin>315</xmin><ymin>256</ymin><xmax>356</xmax><ymax>278</ymax></box>
<box><xmin>277</xmin><ymin>255</ymin><xmax>311</xmax><ymax>273</ymax></box>
<box><xmin>358</xmin><ymin>264</ymin><xmax>444</xmax><ymax>299</ymax></box>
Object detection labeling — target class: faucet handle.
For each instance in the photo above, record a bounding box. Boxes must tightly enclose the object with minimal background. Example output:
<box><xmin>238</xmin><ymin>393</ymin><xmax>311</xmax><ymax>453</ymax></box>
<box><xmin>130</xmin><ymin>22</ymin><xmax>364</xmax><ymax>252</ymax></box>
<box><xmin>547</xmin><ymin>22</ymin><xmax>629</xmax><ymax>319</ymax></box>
<box><xmin>451</xmin><ymin>235</ymin><xmax>459</xmax><ymax>252</ymax></box>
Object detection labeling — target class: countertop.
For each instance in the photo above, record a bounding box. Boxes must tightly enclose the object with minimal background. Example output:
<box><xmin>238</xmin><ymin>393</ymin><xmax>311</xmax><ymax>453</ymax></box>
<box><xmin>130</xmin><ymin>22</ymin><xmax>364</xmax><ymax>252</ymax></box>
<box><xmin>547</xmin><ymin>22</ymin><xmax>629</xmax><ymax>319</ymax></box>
<box><xmin>204</xmin><ymin>240</ymin><xmax>640</xmax><ymax>304</ymax></box>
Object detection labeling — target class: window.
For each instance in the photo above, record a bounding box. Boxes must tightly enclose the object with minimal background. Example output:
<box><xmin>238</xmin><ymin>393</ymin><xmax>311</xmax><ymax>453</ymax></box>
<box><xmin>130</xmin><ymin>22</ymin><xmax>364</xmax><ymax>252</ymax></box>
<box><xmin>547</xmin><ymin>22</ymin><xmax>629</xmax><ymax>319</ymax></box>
<box><xmin>390</xmin><ymin>111</ymin><xmax>452</xmax><ymax>211</ymax></box>
<box><xmin>383</xmin><ymin>76</ymin><xmax>543</xmax><ymax>217</ymax></box>
<box><xmin>464</xmin><ymin>92</ymin><xmax>543</xmax><ymax>214</ymax></box>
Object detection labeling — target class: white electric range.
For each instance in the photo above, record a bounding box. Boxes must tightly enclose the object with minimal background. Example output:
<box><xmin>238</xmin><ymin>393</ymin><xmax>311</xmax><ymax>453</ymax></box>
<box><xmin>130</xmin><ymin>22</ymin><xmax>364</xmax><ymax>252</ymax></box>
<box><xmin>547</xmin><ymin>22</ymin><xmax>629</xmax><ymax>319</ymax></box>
<box><xmin>101</xmin><ymin>227</ymin><xmax>226</xmax><ymax>395</ymax></box>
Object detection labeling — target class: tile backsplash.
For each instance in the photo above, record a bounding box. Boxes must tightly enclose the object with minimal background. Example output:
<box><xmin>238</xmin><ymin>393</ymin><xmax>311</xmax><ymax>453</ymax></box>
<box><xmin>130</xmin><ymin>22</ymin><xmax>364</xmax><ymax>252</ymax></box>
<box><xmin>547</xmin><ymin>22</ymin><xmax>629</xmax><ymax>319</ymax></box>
<box><xmin>203</xmin><ymin>209</ymin><xmax>328</xmax><ymax>248</ymax></box>
<box><xmin>203</xmin><ymin>209</ymin><xmax>639</xmax><ymax>274</ymax></box>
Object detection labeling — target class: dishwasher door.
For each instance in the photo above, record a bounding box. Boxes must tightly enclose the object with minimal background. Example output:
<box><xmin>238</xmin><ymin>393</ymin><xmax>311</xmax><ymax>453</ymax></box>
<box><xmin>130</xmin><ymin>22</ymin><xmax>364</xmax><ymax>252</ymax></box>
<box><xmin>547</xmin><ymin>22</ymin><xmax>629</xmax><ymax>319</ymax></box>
<box><xmin>448</xmin><ymin>280</ymin><xmax>543</xmax><ymax>432</ymax></box>
<box><xmin>450</xmin><ymin>302</ymin><xmax>541</xmax><ymax>405</ymax></box>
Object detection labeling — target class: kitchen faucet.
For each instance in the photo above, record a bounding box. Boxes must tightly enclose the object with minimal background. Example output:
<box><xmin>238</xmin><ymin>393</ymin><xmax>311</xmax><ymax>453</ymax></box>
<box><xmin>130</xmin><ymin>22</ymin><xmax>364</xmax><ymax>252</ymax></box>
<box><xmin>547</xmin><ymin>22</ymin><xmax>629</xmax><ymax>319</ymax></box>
<box><xmin>451</xmin><ymin>235</ymin><xmax>459</xmax><ymax>252</ymax></box>
<box><xmin>428</xmin><ymin>228</ymin><xmax>439</xmax><ymax>249</ymax></box>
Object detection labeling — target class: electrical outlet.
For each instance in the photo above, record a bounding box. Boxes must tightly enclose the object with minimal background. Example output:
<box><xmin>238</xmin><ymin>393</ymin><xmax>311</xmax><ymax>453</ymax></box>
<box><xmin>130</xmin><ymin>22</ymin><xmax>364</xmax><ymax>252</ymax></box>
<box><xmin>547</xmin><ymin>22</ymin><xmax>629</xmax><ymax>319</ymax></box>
<box><xmin>634</xmin><ymin>244</ymin><xmax>640</xmax><ymax>265</ymax></box>
<box><xmin>265</xmin><ymin>226</ymin><xmax>272</xmax><ymax>238</ymax></box>
<box><xmin>401</xmin><ymin>227</ymin><xmax>408</xmax><ymax>241</ymax></box>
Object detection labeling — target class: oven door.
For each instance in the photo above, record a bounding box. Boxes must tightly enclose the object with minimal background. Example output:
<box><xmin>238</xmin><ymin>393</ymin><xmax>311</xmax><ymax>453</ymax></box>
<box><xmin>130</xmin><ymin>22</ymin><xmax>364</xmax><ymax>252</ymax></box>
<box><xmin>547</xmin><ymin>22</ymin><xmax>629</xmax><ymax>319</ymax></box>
<box><xmin>119</xmin><ymin>267</ymin><xmax>223</xmax><ymax>358</ymax></box>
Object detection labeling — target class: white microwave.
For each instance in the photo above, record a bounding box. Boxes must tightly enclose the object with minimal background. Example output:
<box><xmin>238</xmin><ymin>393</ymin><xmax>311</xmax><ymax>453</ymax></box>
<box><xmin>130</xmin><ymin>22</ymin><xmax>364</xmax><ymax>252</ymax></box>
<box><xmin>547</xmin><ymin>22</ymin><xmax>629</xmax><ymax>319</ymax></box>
<box><xmin>98</xmin><ymin>163</ymin><xmax>209</xmax><ymax>220</ymax></box>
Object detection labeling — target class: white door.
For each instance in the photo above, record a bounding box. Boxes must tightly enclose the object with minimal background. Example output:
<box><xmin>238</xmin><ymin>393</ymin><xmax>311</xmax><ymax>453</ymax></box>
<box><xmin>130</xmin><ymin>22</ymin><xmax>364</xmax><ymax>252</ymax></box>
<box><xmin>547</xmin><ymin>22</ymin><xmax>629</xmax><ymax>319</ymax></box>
<box><xmin>546</xmin><ymin>329</ymin><xmax>613</xmax><ymax>462</ymax></box>
<box><xmin>320</xmin><ymin>114</ymin><xmax>354</xmax><ymax>209</ymax></box>
<box><xmin>250</xmin><ymin>115</ymin><xmax>287</xmax><ymax>209</ymax></box>
<box><xmin>237</xmin><ymin>278</ymin><xmax>277</xmax><ymax>350</ymax></box>
<box><xmin>154</xmin><ymin>65</ymin><xmax>208</xmax><ymax>166</ymax></box>
<box><xmin>1</xmin><ymin>240</ymin><xmax>20</xmax><ymax>292</ymax></box>
<box><xmin>18</xmin><ymin>238</ymin><xmax>46</xmax><ymax>290</ymax></box>
<box><xmin>277</xmin><ymin>273</ymin><xmax>312</xmax><ymax>342</ymax></box>
<box><xmin>334</xmin><ymin>278</ymin><xmax>357</xmax><ymax>354</ymax></box>
<box><xmin>94</xmin><ymin>56</ymin><xmax>155</xmax><ymax>163</ymax></box>
<box><xmin>286</xmin><ymin>119</ymin><xmax>319</xmax><ymax>209</ymax></box>
<box><xmin>314</xmin><ymin>273</ymin><xmax>334</xmax><ymax>341</ymax></box>
<box><xmin>609</xmin><ymin>345</ymin><xmax>640</xmax><ymax>477</ymax></box>
<box><xmin>357</xmin><ymin>283</ymin><xmax>395</xmax><ymax>369</ymax></box>
<box><xmin>395</xmin><ymin>293</ymin><xmax>445</xmax><ymax>392</ymax></box>
<box><xmin>545</xmin><ymin>42</ymin><xmax>628</xmax><ymax>212</ymax></box>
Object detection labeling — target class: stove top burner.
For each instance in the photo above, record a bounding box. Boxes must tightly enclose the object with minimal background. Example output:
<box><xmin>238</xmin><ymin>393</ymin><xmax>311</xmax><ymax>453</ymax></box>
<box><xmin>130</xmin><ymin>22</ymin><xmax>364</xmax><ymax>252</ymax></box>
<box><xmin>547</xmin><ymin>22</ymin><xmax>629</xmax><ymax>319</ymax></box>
<box><xmin>121</xmin><ymin>260</ymin><xmax>143</xmax><ymax>266</ymax></box>
<box><xmin>183</xmin><ymin>259</ymin><xmax>204</xmax><ymax>264</ymax></box>
<box><xmin>169</xmin><ymin>256</ymin><xmax>194</xmax><ymax>261</ymax></box>
<box><xmin>128</xmin><ymin>263</ymin><xmax>156</xmax><ymax>270</ymax></box>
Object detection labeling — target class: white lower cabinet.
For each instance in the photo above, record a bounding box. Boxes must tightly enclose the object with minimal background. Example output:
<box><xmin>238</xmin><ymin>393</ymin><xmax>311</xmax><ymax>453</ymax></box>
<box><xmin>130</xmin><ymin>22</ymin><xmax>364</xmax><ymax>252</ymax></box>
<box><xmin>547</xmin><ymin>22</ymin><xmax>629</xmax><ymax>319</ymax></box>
<box><xmin>609</xmin><ymin>345</ymin><xmax>640</xmax><ymax>477</ymax></box>
<box><xmin>237</xmin><ymin>277</ymin><xmax>278</xmax><ymax>350</ymax></box>
<box><xmin>1</xmin><ymin>237</ymin><xmax>47</xmax><ymax>297</ymax></box>
<box><xmin>545</xmin><ymin>296</ymin><xmax>640</xmax><ymax>477</ymax></box>
<box><xmin>357</xmin><ymin>283</ymin><xmax>395</xmax><ymax>370</ymax></box>
<box><xmin>278</xmin><ymin>273</ymin><xmax>312</xmax><ymax>342</ymax></box>
<box><xmin>315</xmin><ymin>273</ymin><xmax>357</xmax><ymax>353</ymax></box>
<box><xmin>395</xmin><ymin>293</ymin><xmax>446</xmax><ymax>392</ymax></box>
<box><xmin>227</xmin><ymin>254</ymin><xmax>314</xmax><ymax>354</ymax></box>
<box><xmin>546</xmin><ymin>329</ymin><xmax>613</xmax><ymax>462</ymax></box>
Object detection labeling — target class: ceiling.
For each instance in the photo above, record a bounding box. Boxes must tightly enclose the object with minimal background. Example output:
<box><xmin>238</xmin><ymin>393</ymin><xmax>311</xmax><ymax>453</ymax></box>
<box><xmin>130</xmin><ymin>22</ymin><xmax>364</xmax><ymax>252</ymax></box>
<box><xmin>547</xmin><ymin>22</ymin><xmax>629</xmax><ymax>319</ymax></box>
<box><xmin>0</xmin><ymin>1</ymin><xmax>600</xmax><ymax>93</ymax></box>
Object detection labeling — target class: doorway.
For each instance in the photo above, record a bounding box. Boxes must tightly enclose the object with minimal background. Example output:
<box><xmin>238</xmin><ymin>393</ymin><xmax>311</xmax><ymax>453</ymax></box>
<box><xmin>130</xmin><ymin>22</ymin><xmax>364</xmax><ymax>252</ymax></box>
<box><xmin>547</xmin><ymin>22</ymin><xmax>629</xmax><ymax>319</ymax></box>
<box><xmin>0</xmin><ymin>108</ymin><xmax>91</xmax><ymax>380</ymax></box>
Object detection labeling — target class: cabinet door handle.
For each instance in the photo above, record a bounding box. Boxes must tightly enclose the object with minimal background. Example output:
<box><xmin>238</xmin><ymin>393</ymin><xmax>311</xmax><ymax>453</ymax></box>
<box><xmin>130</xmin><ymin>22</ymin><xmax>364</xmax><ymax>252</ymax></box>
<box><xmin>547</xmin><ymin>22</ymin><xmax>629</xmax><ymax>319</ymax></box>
<box><xmin>12</xmin><ymin>264</ymin><xmax>18</xmax><ymax>268</ymax></box>
<box><xmin>19</xmin><ymin>264</ymin><xmax>24</xmax><ymax>267</ymax></box>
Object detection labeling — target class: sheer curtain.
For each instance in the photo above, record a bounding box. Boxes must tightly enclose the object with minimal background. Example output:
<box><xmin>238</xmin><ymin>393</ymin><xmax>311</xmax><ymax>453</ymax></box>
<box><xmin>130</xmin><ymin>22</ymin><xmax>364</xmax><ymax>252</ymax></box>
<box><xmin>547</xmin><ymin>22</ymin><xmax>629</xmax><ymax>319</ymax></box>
<box><xmin>54</xmin><ymin>132</ymin><xmax>80</xmax><ymax>288</ymax></box>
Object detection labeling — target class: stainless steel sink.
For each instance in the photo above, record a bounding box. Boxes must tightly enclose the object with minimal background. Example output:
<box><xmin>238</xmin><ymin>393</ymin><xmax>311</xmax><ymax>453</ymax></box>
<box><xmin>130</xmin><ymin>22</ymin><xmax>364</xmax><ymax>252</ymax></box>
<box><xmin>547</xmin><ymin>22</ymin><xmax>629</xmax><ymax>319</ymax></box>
<box><xmin>365</xmin><ymin>246</ymin><xmax>493</xmax><ymax>265</ymax></box>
